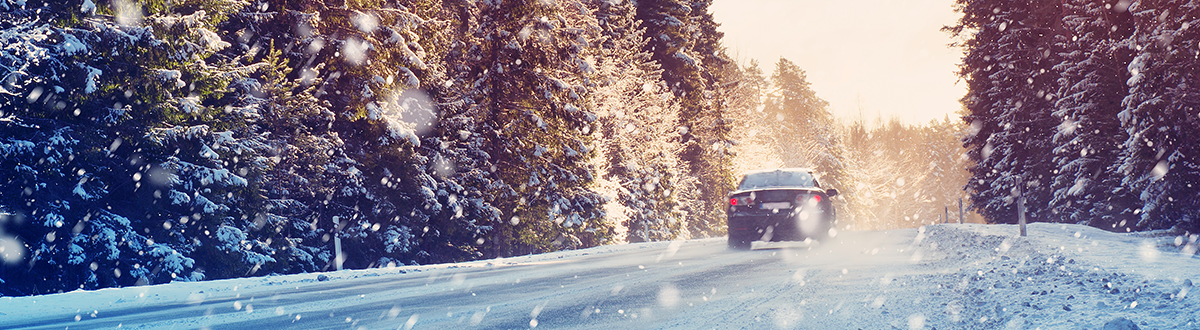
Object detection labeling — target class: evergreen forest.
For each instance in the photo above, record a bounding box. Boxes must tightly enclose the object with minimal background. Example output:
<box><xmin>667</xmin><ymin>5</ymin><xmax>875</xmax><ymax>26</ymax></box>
<box><xmin>3</xmin><ymin>0</ymin><xmax>1197</xmax><ymax>297</ymax></box>
<box><xmin>949</xmin><ymin>0</ymin><xmax>1200</xmax><ymax>233</ymax></box>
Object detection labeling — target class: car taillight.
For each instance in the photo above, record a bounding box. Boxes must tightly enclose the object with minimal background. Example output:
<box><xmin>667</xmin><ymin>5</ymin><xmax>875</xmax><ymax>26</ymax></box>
<box><xmin>796</xmin><ymin>194</ymin><xmax>821</xmax><ymax>205</ymax></box>
<box><xmin>730</xmin><ymin>198</ymin><xmax>738</xmax><ymax>206</ymax></box>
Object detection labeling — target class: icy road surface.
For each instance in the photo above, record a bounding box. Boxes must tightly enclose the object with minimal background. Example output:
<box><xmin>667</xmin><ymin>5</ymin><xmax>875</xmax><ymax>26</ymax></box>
<box><xmin>2</xmin><ymin>223</ymin><xmax>1197</xmax><ymax>329</ymax></box>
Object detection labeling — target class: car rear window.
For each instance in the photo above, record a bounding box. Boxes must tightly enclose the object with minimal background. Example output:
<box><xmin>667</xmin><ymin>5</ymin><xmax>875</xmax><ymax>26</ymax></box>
<box><xmin>737</xmin><ymin>170</ymin><xmax>816</xmax><ymax>190</ymax></box>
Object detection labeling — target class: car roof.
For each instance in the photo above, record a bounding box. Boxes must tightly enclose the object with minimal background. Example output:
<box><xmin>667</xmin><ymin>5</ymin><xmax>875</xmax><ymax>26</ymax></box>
<box><xmin>741</xmin><ymin>168</ymin><xmax>815</xmax><ymax>176</ymax></box>
<box><xmin>735</xmin><ymin>168</ymin><xmax>823</xmax><ymax>191</ymax></box>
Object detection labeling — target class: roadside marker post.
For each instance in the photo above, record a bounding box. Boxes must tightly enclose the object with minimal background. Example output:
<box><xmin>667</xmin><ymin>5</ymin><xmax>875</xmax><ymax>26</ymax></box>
<box><xmin>1017</xmin><ymin>185</ymin><xmax>1027</xmax><ymax>237</ymax></box>
<box><xmin>958</xmin><ymin>198</ymin><xmax>964</xmax><ymax>224</ymax></box>
<box><xmin>334</xmin><ymin>216</ymin><xmax>344</xmax><ymax>271</ymax></box>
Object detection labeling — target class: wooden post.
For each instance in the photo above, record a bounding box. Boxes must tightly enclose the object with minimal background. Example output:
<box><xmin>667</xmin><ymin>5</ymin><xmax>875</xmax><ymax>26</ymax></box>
<box><xmin>1018</xmin><ymin>184</ymin><xmax>1027</xmax><ymax>237</ymax></box>
<box><xmin>944</xmin><ymin>206</ymin><xmax>949</xmax><ymax>225</ymax></box>
<box><xmin>958</xmin><ymin>198</ymin><xmax>964</xmax><ymax>224</ymax></box>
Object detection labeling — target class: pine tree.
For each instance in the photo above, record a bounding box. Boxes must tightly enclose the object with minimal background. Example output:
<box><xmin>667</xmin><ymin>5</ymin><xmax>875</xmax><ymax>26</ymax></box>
<box><xmin>1117</xmin><ymin>0</ymin><xmax>1200</xmax><ymax>231</ymax></box>
<box><xmin>840</xmin><ymin>120</ymin><xmax>887</xmax><ymax>229</ymax></box>
<box><xmin>761</xmin><ymin>58</ymin><xmax>845</xmax><ymax>190</ymax></box>
<box><xmin>635</xmin><ymin>0</ymin><xmax>736</xmax><ymax>238</ymax></box>
<box><xmin>727</xmin><ymin>60</ymin><xmax>782</xmax><ymax>176</ymax></box>
<box><xmin>447</xmin><ymin>0</ymin><xmax>614</xmax><ymax>256</ymax></box>
<box><xmin>235</xmin><ymin>45</ymin><xmax>348</xmax><ymax>273</ymax></box>
<box><xmin>588</xmin><ymin>0</ymin><xmax>684</xmax><ymax>243</ymax></box>
<box><xmin>918</xmin><ymin>117</ymin><xmax>971</xmax><ymax>224</ymax></box>
<box><xmin>1</xmin><ymin>0</ymin><xmax>269</xmax><ymax>294</ymax></box>
<box><xmin>873</xmin><ymin>119</ymin><xmax>927</xmax><ymax>227</ymax></box>
<box><xmin>835</xmin><ymin>115</ymin><xmax>972</xmax><ymax>230</ymax></box>
<box><xmin>1046</xmin><ymin>0</ymin><xmax>1138</xmax><ymax>229</ymax></box>
<box><xmin>96</xmin><ymin>0</ymin><xmax>274</xmax><ymax>283</ymax></box>
<box><xmin>950</xmin><ymin>0</ymin><xmax>1062</xmax><ymax>225</ymax></box>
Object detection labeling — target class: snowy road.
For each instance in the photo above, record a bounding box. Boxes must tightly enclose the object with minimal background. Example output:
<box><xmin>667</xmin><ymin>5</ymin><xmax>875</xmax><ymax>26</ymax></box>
<box><xmin>3</xmin><ymin>223</ymin><xmax>1198</xmax><ymax>329</ymax></box>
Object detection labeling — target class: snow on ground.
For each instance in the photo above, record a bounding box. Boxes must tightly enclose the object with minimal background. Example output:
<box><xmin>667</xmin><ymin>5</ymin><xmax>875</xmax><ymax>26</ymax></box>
<box><xmin>870</xmin><ymin>224</ymin><xmax>1199</xmax><ymax>330</ymax></box>
<box><xmin>1</xmin><ymin>223</ymin><xmax>1196</xmax><ymax>329</ymax></box>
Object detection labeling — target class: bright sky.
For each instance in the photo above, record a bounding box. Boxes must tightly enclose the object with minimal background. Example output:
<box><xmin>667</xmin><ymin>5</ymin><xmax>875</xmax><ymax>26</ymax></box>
<box><xmin>710</xmin><ymin>0</ymin><xmax>967</xmax><ymax>125</ymax></box>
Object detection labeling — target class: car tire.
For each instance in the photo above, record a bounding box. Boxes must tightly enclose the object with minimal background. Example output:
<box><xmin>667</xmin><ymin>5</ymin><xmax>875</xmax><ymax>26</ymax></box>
<box><xmin>728</xmin><ymin>234</ymin><xmax>752</xmax><ymax>250</ymax></box>
<box><xmin>808</xmin><ymin>221</ymin><xmax>836</xmax><ymax>243</ymax></box>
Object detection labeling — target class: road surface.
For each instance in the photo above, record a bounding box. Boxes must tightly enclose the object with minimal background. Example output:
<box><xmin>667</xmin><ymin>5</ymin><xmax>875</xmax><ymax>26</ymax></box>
<box><xmin>4</xmin><ymin>224</ymin><xmax>1197</xmax><ymax>329</ymax></box>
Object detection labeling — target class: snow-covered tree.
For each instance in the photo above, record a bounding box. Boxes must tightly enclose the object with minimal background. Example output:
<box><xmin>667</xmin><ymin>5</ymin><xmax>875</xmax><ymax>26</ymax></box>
<box><xmin>588</xmin><ymin>0</ymin><xmax>684</xmax><ymax>243</ymax></box>
<box><xmin>845</xmin><ymin>119</ymin><xmax>923</xmax><ymax>228</ymax></box>
<box><xmin>917</xmin><ymin>117</ymin><xmax>972</xmax><ymax>224</ymax></box>
<box><xmin>951</xmin><ymin>0</ymin><xmax>1200</xmax><ymax>232</ymax></box>
<box><xmin>0</xmin><ymin>0</ymin><xmax>264</xmax><ymax>293</ymax></box>
<box><xmin>840</xmin><ymin>119</ymin><xmax>899</xmax><ymax>229</ymax></box>
<box><xmin>1046</xmin><ymin>0</ymin><xmax>1139</xmax><ymax>229</ymax></box>
<box><xmin>237</xmin><ymin>1</ymin><xmax>480</xmax><ymax>268</ymax></box>
<box><xmin>3</xmin><ymin>0</ymin><xmax>772</xmax><ymax>296</ymax></box>
<box><xmin>950</xmin><ymin>0</ymin><xmax>1062</xmax><ymax>225</ymax></box>
<box><xmin>759</xmin><ymin>58</ymin><xmax>846</xmax><ymax>193</ymax></box>
<box><xmin>635</xmin><ymin>0</ymin><xmax>737</xmax><ymax>238</ymax></box>
<box><xmin>1117</xmin><ymin>0</ymin><xmax>1200</xmax><ymax>231</ymax></box>
<box><xmin>444</xmin><ymin>0</ymin><xmax>615</xmax><ymax>256</ymax></box>
<box><xmin>727</xmin><ymin>60</ymin><xmax>783</xmax><ymax>176</ymax></box>
<box><xmin>808</xmin><ymin>115</ymin><xmax>972</xmax><ymax>231</ymax></box>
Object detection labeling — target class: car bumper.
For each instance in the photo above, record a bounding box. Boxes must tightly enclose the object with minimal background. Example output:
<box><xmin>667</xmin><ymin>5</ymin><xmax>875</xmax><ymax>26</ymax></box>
<box><xmin>727</xmin><ymin>209</ymin><xmax>831</xmax><ymax>241</ymax></box>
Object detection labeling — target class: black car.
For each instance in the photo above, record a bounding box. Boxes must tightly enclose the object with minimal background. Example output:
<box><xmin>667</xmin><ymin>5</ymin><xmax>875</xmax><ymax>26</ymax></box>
<box><xmin>726</xmin><ymin>168</ymin><xmax>838</xmax><ymax>250</ymax></box>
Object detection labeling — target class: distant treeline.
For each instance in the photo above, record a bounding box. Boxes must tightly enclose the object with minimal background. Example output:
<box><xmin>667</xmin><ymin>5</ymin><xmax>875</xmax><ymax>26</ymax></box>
<box><xmin>725</xmin><ymin>58</ymin><xmax>976</xmax><ymax>231</ymax></box>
